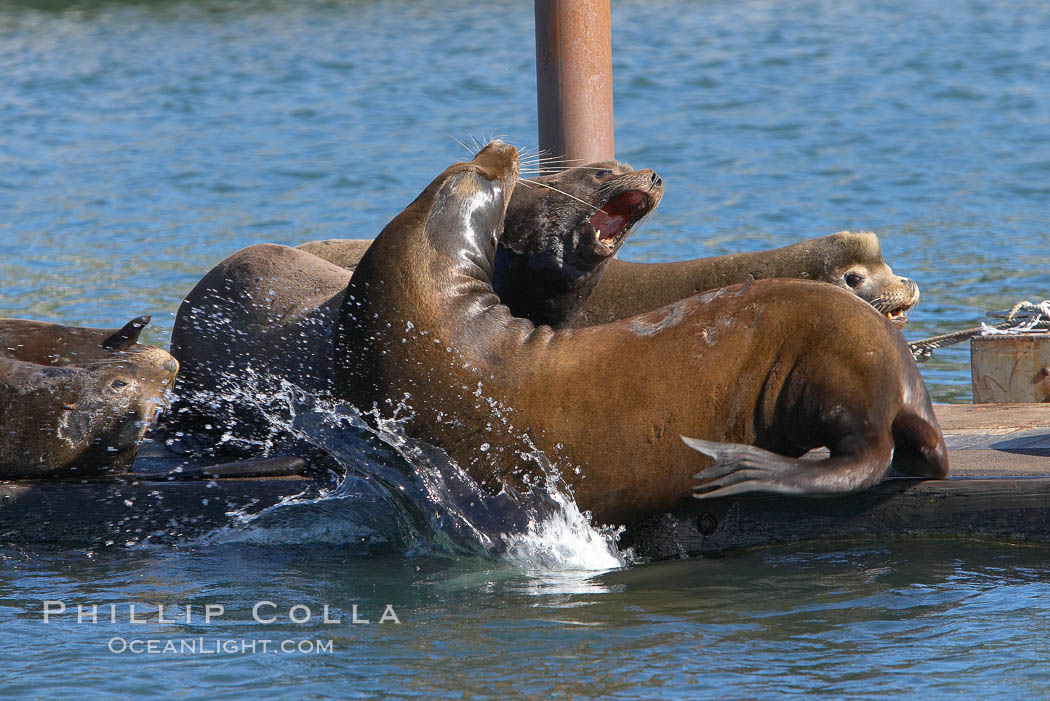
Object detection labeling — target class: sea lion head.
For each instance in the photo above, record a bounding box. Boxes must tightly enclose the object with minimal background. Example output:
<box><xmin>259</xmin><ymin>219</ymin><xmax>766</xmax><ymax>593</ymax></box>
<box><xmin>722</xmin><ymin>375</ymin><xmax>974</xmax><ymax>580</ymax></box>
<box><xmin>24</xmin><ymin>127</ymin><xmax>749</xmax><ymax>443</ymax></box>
<box><xmin>493</xmin><ymin>161</ymin><xmax>664</xmax><ymax>327</ymax></box>
<box><xmin>419</xmin><ymin>140</ymin><xmax>519</xmax><ymax>282</ymax></box>
<box><xmin>0</xmin><ymin>322</ymin><xmax>179</xmax><ymax>477</ymax></box>
<box><xmin>826</xmin><ymin>231</ymin><xmax>920</xmax><ymax>327</ymax></box>
<box><xmin>56</xmin><ymin>345</ymin><xmax>180</xmax><ymax>472</ymax></box>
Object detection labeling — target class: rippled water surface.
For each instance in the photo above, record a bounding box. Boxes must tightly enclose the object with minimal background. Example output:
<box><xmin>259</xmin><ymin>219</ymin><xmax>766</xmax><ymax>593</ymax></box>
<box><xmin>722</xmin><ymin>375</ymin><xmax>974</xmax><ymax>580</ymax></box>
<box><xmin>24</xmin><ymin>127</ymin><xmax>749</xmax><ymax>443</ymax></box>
<box><xmin>3</xmin><ymin>0</ymin><xmax>1050</xmax><ymax>697</ymax></box>
<box><xmin>5</xmin><ymin>541</ymin><xmax>1050</xmax><ymax>698</ymax></box>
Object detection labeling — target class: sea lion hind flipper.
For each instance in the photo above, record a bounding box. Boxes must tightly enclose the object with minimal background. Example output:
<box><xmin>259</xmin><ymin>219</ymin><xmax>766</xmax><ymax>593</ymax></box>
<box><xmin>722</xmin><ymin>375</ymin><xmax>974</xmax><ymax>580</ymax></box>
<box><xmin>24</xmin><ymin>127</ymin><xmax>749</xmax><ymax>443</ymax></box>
<box><xmin>685</xmin><ymin>437</ymin><xmax>809</xmax><ymax>497</ymax></box>
<box><xmin>102</xmin><ymin>315</ymin><xmax>151</xmax><ymax>351</ymax></box>
<box><xmin>890</xmin><ymin>411</ymin><xmax>949</xmax><ymax>479</ymax></box>
<box><xmin>684</xmin><ymin>435</ymin><xmax>891</xmax><ymax>499</ymax></box>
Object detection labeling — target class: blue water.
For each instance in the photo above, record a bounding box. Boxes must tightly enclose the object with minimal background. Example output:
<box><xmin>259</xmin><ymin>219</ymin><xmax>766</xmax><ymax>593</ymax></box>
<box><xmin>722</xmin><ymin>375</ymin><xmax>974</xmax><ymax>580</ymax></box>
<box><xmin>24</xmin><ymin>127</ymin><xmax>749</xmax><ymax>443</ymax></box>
<box><xmin>2</xmin><ymin>0</ymin><xmax>1050</xmax><ymax>696</ymax></box>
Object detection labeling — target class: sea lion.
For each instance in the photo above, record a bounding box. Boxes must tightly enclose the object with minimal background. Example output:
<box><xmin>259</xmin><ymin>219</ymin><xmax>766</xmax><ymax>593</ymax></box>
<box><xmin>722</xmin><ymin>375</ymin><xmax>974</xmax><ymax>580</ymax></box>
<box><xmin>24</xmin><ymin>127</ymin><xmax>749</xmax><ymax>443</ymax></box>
<box><xmin>336</xmin><ymin>141</ymin><xmax>948</xmax><ymax>525</ymax></box>
<box><xmin>164</xmin><ymin>245</ymin><xmax>350</xmax><ymax>453</ymax></box>
<box><xmin>166</xmin><ymin>163</ymin><xmax>662</xmax><ymax>451</ymax></box>
<box><xmin>0</xmin><ymin>316</ymin><xmax>178</xmax><ymax>478</ymax></box>
<box><xmin>578</xmin><ymin>231</ymin><xmax>919</xmax><ymax>327</ymax></box>
<box><xmin>298</xmin><ymin>175</ymin><xmax>917</xmax><ymax>329</ymax></box>
<box><xmin>300</xmin><ymin>230</ymin><xmax>918</xmax><ymax>328</ymax></box>
<box><xmin>297</xmin><ymin>162</ymin><xmax>664</xmax><ymax>328</ymax></box>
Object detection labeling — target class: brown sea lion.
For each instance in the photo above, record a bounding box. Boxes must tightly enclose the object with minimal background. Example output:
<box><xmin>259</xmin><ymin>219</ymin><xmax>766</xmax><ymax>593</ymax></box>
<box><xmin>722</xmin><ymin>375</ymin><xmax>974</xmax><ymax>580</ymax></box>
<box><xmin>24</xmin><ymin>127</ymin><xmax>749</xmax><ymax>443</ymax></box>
<box><xmin>166</xmin><ymin>163</ymin><xmax>662</xmax><ymax>450</ymax></box>
<box><xmin>298</xmin><ymin>171</ymin><xmax>917</xmax><ymax>329</ymax></box>
<box><xmin>300</xmin><ymin>230</ymin><xmax>918</xmax><ymax>328</ymax></box>
<box><xmin>578</xmin><ymin>231</ymin><xmax>919</xmax><ymax>327</ymax></box>
<box><xmin>164</xmin><ymin>246</ymin><xmax>350</xmax><ymax>453</ymax></box>
<box><xmin>297</xmin><ymin>162</ymin><xmax>663</xmax><ymax>329</ymax></box>
<box><xmin>0</xmin><ymin>317</ymin><xmax>178</xmax><ymax>478</ymax></box>
<box><xmin>336</xmin><ymin>141</ymin><xmax>948</xmax><ymax>525</ymax></box>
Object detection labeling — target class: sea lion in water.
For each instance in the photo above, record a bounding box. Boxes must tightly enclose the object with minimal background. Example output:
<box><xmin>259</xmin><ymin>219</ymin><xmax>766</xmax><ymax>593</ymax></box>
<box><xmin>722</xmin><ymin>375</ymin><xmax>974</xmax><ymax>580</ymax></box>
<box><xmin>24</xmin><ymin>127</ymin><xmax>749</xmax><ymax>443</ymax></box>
<box><xmin>166</xmin><ymin>163</ymin><xmax>662</xmax><ymax>451</ymax></box>
<box><xmin>0</xmin><ymin>316</ymin><xmax>178</xmax><ymax>478</ymax></box>
<box><xmin>336</xmin><ymin>141</ymin><xmax>947</xmax><ymax>525</ymax></box>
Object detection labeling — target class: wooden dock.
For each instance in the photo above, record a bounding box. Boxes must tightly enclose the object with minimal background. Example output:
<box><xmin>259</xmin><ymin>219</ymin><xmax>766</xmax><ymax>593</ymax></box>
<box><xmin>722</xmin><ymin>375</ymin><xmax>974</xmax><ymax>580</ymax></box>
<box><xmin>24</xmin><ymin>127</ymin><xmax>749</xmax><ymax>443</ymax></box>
<box><xmin>624</xmin><ymin>404</ymin><xmax>1050</xmax><ymax>558</ymax></box>
<box><xmin>2</xmin><ymin>405</ymin><xmax>1049</xmax><ymax>554</ymax></box>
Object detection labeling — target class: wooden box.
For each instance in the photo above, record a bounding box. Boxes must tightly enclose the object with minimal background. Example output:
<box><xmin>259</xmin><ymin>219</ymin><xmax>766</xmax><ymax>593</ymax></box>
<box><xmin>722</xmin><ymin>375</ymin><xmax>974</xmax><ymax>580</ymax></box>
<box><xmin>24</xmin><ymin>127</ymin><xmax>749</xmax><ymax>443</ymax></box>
<box><xmin>971</xmin><ymin>334</ymin><xmax>1050</xmax><ymax>403</ymax></box>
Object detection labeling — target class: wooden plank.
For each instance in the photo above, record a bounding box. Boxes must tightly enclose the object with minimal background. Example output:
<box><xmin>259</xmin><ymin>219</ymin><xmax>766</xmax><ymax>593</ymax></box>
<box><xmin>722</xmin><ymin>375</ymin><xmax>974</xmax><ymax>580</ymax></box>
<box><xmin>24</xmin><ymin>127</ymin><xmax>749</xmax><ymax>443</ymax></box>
<box><xmin>0</xmin><ymin>439</ymin><xmax>330</xmax><ymax>546</ymax></box>
<box><xmin>934</xmin><ymin>403</ymin><xmax>1050</xmax><ymax>432</ymax></box>
<box><xmin>623</xmin><ymin>403</ymin><xmax>1050</xmax><ymax>558</ymax></box>
<box><xmin>622</xmin><ymin>477</ymin><xmax>1050</xmax><ymax>559</ymax></box>
<box><xmin>0</xmin><ymin>474</ymin><xmax>326</xmax><ymax>546</ymax></box>
<box><xmin>2</xmin><ymin>404</ymin><xmax>1049</xmax><ymax>551</ymax></box>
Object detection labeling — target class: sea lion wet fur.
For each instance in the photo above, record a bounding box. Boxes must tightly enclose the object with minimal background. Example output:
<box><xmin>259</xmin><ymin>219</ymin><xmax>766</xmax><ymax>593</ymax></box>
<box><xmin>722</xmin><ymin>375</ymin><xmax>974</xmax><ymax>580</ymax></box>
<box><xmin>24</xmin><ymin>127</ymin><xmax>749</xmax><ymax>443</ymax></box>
<box><xmin>335</xmin><ymin>142</ymin><xmax>948</xmax><ymax>525</ymax></box>
<box><xmin>0</xmin><ymin>317</ymin><xmax>178</xmax><ymax>478</ymax></box>
<box><xmin>166</xmin><ymin>163</ymin><xmax>662</xmax><ymax>451</ymax></box>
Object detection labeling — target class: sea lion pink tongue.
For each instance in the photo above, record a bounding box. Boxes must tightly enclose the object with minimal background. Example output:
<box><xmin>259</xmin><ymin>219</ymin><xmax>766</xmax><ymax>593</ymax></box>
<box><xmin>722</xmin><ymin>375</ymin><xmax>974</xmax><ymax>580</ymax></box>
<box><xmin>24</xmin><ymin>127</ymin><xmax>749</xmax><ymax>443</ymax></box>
<box><xmin>493</xmin><ymin>161</ymin><xmax>663</xmax><ymax>327</ymax></box>
<box><xmin>336</xmin><ymin>141</ymin><xmax>948</xmax><ymax>525</ymax></box>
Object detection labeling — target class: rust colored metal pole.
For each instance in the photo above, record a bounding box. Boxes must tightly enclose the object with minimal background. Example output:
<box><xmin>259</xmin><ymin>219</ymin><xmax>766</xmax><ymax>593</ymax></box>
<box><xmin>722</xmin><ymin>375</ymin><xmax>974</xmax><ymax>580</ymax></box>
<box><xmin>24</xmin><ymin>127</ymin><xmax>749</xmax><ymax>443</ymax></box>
<box><xmin>534</xmin><ymin>0</ymin><xmax>615</xmax><ymax>167</ymax></box>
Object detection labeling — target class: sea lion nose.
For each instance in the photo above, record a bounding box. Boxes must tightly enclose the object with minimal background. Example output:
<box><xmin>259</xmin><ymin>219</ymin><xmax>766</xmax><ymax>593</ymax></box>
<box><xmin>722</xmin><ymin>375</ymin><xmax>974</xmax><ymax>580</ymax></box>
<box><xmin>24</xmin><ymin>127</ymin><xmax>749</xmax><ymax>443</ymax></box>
<box><xmin>163</xmin><ymin>358</ymin><xmax>179</xmax><ymax>374</ymax></box>
<box><xmin>903</xmin><ymin>277</ymin><xmax>920</xmax><ymax>302</ymax></box>
<box><xmin>650</xmin><ymin>172</ymin><xmax>662</xmax><ymax>187</ymax></box>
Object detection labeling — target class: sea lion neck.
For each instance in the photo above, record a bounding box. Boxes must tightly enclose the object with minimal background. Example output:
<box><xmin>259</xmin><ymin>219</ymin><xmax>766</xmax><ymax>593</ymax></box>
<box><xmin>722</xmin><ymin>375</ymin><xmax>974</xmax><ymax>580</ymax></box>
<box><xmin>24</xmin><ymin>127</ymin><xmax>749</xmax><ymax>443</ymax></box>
<box><xmin>337</xmin><ymin>142</ymin><xmax>522</xmax><ymax>396</ymax></box>
<box><xmin>380</xmin><ymin>141</ymin><xmax>518</xmax><ymax>290</ymax></box>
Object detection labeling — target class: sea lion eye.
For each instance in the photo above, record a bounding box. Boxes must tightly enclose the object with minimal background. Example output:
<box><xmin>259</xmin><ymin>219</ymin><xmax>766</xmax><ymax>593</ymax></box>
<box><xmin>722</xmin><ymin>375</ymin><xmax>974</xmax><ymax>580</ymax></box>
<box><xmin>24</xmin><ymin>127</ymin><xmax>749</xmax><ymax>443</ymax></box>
<box><xmin>111</xmin><ymin>379</ymin><xmax>129</xmax><ymax>389</ymax></box>
<box><xmin>845</xmin><ymin>272</ymin><xmax>865</xmax><ymax>288</ymax></box>
<box><xmin>592</xmin><ymin>169</ymin><xmax>613</xmax><ymax>179</ymax></box>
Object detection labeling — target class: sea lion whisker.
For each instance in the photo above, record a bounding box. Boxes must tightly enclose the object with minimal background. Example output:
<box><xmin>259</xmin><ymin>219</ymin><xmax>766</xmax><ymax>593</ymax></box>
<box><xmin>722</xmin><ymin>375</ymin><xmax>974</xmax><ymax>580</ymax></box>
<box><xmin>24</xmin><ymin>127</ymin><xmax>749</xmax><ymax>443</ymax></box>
<box><xmin>519</xmin><ymin>179</ymin><xmax>608</xmax><ymax>215</ymax></box>
<box><xmin>518</xmin><ymin>156</ymin><xmax>566</xmax><ymax>167</ymax></box>
<box><xmin>516</xmin><ymin>154</ymin><xmax>568</xmax><ymax>169</ymax></box>
<box><xmin>440</xmin><ymin>130</ymin><xmax>476</xmax><ymax>156</ymax></box>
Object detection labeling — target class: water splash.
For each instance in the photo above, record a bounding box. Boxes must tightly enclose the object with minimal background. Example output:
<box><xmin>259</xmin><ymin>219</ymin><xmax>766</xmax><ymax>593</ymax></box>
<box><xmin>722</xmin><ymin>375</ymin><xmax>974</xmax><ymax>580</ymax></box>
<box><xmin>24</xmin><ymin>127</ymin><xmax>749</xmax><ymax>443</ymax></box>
<box><xmin>182</xmin><ymin>377</ymin><xmax>628</xmax><ymax>571</ymax></box>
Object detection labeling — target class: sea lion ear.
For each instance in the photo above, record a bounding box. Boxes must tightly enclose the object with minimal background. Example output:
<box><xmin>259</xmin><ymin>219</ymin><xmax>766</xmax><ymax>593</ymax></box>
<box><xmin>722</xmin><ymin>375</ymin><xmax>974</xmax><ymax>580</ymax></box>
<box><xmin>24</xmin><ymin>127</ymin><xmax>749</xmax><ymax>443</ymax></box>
<box><xmin>102</xmin><ymin>315</ymin><xmax>151</xmax><ymax>351</ymax></box>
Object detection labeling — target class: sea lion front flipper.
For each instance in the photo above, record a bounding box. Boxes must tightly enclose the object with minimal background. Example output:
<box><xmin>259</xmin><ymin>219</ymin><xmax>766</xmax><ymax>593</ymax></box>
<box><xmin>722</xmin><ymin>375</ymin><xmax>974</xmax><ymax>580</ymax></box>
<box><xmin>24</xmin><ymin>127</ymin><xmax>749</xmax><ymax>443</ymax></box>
<box><xmin>683</xmin><ymin>435</ymin><xmax>892</xmax><ymax>499</ymax></box>
<box><xmin>102</xmin><ymin>315</ymin><xmax>151</xmax><ymax>351</ymax></box>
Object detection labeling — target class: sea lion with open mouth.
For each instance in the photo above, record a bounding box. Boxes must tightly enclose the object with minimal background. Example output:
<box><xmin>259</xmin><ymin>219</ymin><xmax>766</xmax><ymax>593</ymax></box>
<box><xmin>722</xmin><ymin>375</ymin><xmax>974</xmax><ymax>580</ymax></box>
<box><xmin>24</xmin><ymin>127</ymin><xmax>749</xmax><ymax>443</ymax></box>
<box><xmin>0</xmin><ymin>316</ymin><xmax>178</xmax><ymax>478</ymax></box>
<box><xmin>336</xmin><ymin>141</ymin><xmax>947</xmax><ymax>525</ymax></box>
<box><xmin>165</xmin><ymin>162</ymin><xmax>662</xmax><ymax>452</ymax></box>
<box><xmin>491</xmin><ymin>161</ymin><xmax>663</xmax><ymax>327</ymax></box>
<box><xmin>296</xmin><ymin>162</ymin><xmax>664</xmax><ymax>329</ymax></box>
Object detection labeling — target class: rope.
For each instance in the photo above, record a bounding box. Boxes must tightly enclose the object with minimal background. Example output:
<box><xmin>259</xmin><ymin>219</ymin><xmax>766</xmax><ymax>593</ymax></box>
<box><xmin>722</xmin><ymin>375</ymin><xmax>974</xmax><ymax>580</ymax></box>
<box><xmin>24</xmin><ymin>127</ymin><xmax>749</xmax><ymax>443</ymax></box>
<box><xmin>909</xmin><ymin>300</ymin><xmax>1050</xmax><ymax>362</ymax></box>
